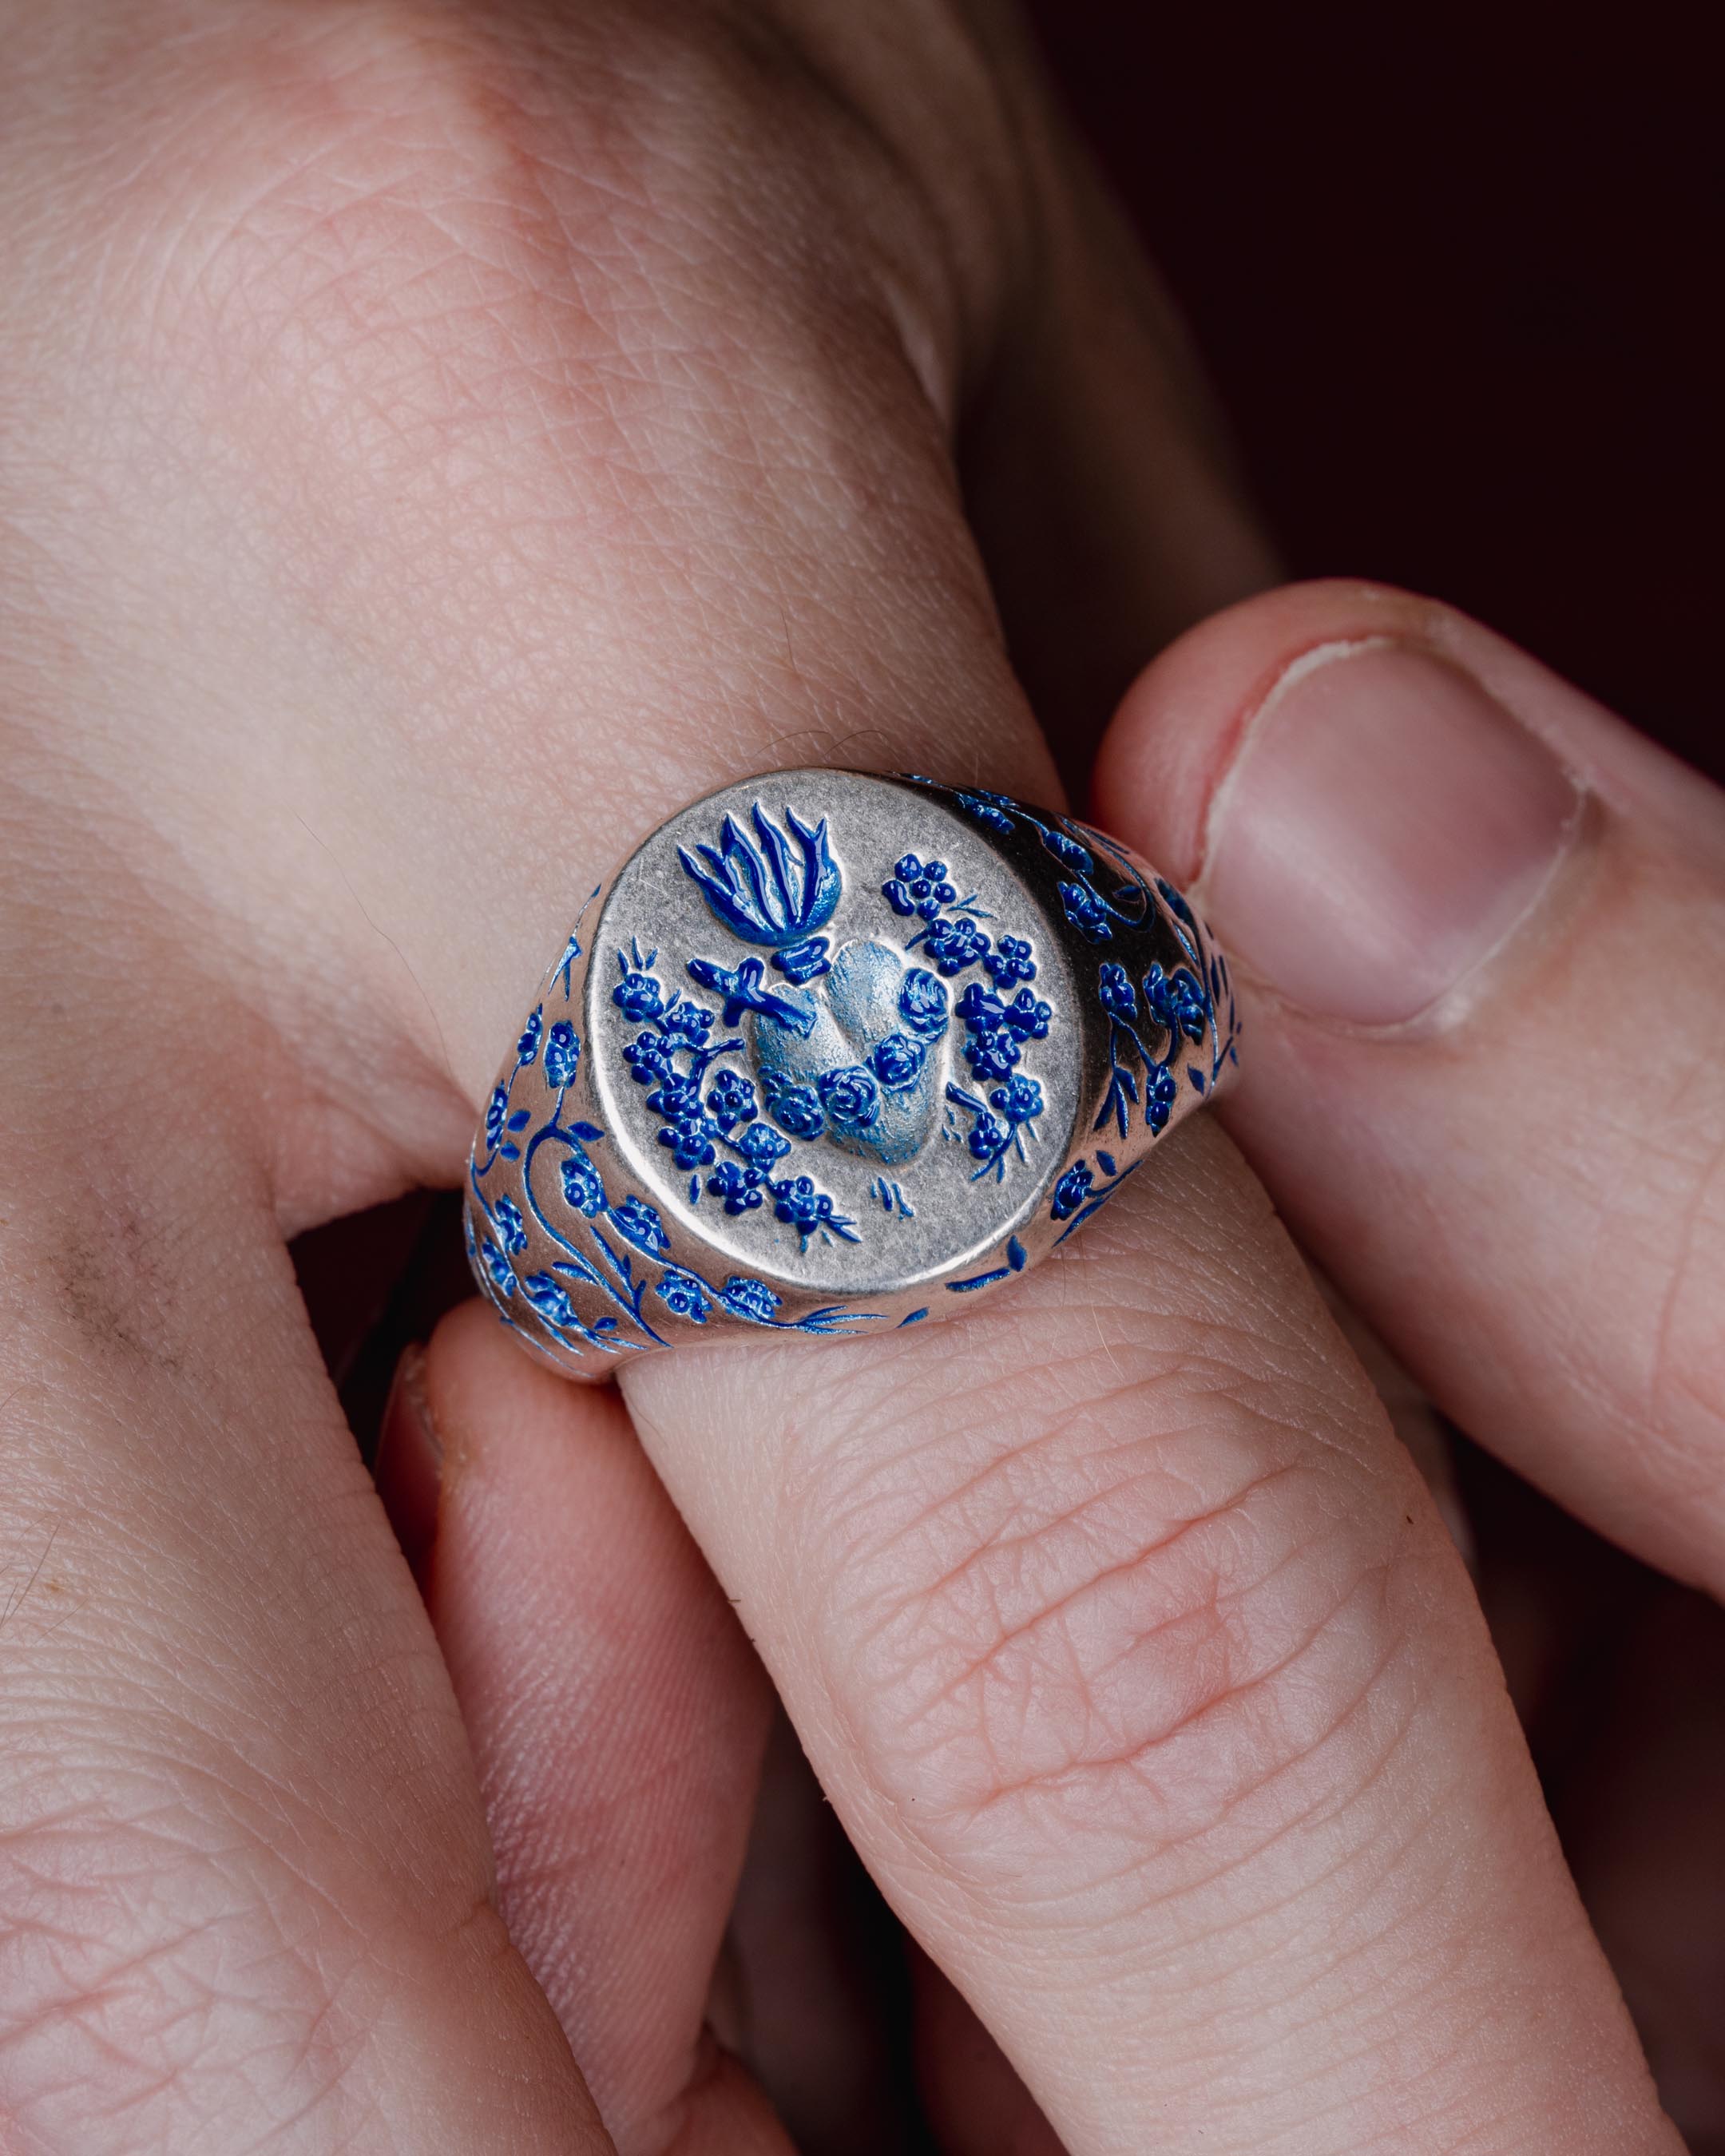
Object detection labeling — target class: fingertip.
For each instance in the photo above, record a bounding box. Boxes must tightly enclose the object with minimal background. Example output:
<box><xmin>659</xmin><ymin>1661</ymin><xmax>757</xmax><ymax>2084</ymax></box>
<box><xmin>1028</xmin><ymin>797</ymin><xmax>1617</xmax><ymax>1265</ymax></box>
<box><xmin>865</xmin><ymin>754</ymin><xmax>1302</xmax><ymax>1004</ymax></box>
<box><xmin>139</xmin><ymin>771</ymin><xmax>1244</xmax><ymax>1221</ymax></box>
<box><xmin>1090</xmin><ymin>576</ymin><xmax>1440</xmax><ymax>879</ymax></box>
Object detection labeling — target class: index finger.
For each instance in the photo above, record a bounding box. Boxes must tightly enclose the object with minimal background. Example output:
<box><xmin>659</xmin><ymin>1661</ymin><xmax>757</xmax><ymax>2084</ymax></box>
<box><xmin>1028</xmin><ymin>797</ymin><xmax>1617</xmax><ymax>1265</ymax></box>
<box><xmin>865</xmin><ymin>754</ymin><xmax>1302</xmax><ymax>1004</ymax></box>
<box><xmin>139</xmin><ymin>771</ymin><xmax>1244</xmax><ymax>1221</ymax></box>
<box><xmin>1094</xmin><ymin>581</ymin><xmax>1725</xmax><ymax>1594</ymax></box>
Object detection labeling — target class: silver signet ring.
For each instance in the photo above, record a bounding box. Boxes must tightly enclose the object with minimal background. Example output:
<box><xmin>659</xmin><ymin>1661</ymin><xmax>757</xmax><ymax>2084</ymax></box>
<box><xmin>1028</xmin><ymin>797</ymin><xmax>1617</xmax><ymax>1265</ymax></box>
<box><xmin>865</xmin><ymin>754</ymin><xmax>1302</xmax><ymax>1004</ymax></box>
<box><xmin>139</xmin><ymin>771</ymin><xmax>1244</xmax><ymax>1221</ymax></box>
<box><xmin>466</xmin><ymin>770</ymin><xmax>1236</xmax><ymax>1374</ymax></box>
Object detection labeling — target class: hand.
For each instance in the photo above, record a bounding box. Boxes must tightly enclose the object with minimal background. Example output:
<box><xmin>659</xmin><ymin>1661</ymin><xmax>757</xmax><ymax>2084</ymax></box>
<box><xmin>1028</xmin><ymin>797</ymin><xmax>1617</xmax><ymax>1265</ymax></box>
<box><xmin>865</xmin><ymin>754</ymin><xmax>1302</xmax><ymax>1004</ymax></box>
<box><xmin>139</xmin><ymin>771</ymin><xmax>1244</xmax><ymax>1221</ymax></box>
<box><xmin>0</xmin><ymin>4</ymin><xmax>1707</xmax><ymax>2152</ymax></box>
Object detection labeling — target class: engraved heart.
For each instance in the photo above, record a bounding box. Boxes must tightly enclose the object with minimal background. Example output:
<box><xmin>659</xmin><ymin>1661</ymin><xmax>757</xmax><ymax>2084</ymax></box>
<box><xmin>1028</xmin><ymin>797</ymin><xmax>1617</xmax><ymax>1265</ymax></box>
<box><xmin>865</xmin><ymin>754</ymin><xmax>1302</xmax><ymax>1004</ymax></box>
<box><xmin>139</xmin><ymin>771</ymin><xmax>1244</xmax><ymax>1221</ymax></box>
<box><xmin>745</xmin><ymin>938</ymin><xmax>950</xmax><ymax>1167</ymax></box>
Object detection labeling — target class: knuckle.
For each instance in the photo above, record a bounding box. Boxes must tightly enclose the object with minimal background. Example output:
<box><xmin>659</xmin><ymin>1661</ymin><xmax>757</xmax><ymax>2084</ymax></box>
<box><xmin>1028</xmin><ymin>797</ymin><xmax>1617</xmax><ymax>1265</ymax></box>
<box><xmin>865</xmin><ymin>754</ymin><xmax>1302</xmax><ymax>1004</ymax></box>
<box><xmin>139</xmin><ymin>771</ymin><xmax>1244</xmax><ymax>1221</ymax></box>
<box><xmin>814</xmin><ymin>1327</ymin><xmax>1417</xmax><ymax>1903</ymax></box>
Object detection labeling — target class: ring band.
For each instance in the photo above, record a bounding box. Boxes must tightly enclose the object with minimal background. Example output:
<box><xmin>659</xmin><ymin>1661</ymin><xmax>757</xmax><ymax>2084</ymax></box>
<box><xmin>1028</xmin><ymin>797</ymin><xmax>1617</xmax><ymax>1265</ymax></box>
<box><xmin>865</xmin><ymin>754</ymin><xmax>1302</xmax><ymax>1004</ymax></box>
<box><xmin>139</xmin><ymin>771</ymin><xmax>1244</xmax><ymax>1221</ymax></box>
<box><xmin>466</xmin><ymin>769</ymin><xmax>1237</xmax><ymax>1374</ymax></box>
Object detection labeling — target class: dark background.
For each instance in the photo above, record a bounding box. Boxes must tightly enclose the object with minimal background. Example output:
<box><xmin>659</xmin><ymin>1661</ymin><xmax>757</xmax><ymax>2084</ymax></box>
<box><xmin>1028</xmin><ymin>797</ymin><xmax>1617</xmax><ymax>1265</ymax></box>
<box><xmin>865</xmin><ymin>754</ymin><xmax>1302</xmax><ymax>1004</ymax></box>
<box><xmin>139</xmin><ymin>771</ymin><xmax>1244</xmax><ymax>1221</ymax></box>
<box><xmin>1026</xmin><ymin>0</ymin><xmax>1719</xmax><ymax>778</ymax></box>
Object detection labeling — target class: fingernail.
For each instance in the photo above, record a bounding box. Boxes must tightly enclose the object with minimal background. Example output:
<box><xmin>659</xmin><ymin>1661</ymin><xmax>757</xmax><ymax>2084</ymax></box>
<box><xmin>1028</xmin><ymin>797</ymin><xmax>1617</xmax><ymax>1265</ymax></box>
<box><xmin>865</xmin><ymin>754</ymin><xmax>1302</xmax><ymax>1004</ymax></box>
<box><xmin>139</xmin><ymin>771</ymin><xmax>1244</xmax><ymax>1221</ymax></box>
<box><xmin>375</xmin><ymin>1345</ymin><xmax>442</xmax><ymax>1579</ymax></box>
<box><xmin>1202</xmin><ymin>640</ymin><xmax>1580</xmax><ymax>1025</ymax></box>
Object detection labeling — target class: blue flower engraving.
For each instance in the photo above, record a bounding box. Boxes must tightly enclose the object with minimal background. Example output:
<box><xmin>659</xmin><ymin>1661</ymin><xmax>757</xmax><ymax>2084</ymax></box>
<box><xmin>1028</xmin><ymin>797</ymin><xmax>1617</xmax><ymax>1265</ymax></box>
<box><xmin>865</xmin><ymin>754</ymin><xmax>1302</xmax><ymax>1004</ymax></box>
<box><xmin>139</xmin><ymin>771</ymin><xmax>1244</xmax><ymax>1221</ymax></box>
<box><xmin>706</xmin><ymin>1068</ymin><xmax>758</xmax><ymax>1131</ymax></box>
<box><xmin>984</xmin><ymin>936</ymin><xmax>1036</xmax><ymax>988</ymax></box>
<box><xmin>483</xmin><ymin>1087</ymin><xmax>510</xmax><ymax>1150</ymax></box>
<box><xmin>659</xmin><ymin>1112</ymin><xmax>720</xmax><ymax>1171</ymax></box>
<box><xmin>1051</xmin><ymin>1162</ymin><xmax>1093</xmax><ymax>1219</ymax></box>
<box><xmin>966</xmin><ymin>1026</ymin><xmax>1021</xmax><ymax>1081</ymax></box>
<box><xmin>922</xmin><ymin>916</ymin><xmax>991</xmax><ymax>976</ymax></box>
<box><xmin>613</xmin><ymin>963</ymin><xmax>666</xmax><ymax>1024</ymax></box>
<box><xmin>1058</xmin><ymin>881</ymin><xmax>1113</xmax><ymax>943</ymax></box>
<box><xmin>720</xmin><ymin>1274</ymin><xmax>781</xmax><ymax>1322</ymax></box>
<box><xmin>645</xmin><ymin>1072</ymin><xmax>703</xmax><ymax>1124</ymax></box>
<box><xmin>946</xmin><ymin>1071</ymin><xmax>1044</xmax><ymax>1182</ymax></box>
<box><xmin>656</xmin><ymin>1270</ymin><xmax>712</xmax><ymax>1323</ymax></box>
<box><xmin>1098</xmin><ymin>963</ymin><xmax>1136</xmax><ymax>1017</ymax></box>
<box><xmin>611</xmin><ymin>1195</ymin><xmax>668</xmax><ymax>1257</ymax></box>
<box><xmin>494</xmin><ymin>1195</ymin><xmax>529</xmax><ymax>1255</ymax></box>
<box><xmin>816</xmin><ymin>1064</ymin><xmax>881</xmax><ymax>1133</ymax></box>
<box><xmin>769</xmin><ymin>1174</ymin><xmax>858</xmax><ymax>1245</ymax></box>
<box><xmin>623</xmin><ymin>1032</ymin><xmax>676</xmax><ymax>1086</ymax></box>
<box><xmin>544</xmin><ymin>1020</ymin><xmax>580</xmax><ymax>1089</ymax></box>
<box><xmin>870</xmin><ymin>1033</ymin><xmax>926</xmax><ymax>1090</ymax></box>
<box><xmin>1041</xmin><ymin>826</ymin><xmax>1093</xmax><ymax>874</ymax></box>
<box><xmin>679</xmin><ymin>803</ymin><xmax>841</xmax><ymax>948</ymax></box>
<box><xmin>992</xmin><ymin>1075</ymin><xmax>1043</xmax><ymax>1124</ymax></box>
<box><xmin>1145</xmin><ymin>1064</ymin><xmax>1179</xmax><ymax>1133</ymax></box>
<box><xmin>661</xmin><ymin>1000</ymin><xmax>715</xmax><ymax>1048</ymax></box>
<box><xmin>736</xmin><ymin>1120</ymin><xmax>791</xmax><ymax>1169</ymax></box>
<box><xmin>478</xmin><ymin>1235</ymin><xmax>515</xmax><ymax>1298</ymax></box>
<box><xmin>523</xmin><ymin>1273</ymin><xmax>577</xmax><ymax>1329</ymax></box>
<box><xmin>708</xmin><ymin>1160</ymin><xmax>764</xmax><ymax>1215</ymax></box>
<box><xmin>1003</xmin><ymin>990</ymin><xmax>1051</xmax><ymax>1041</ymax></box>
<box><xmin>952</xmin><ymin>789</ymin><xmax>1014</xmax><ymax>833</ymax></box>
<box><xmin>760</xmin><ymin>1071</ymin><xmax>825</xmax><ymax>1140</ymax></box>
<box><xmin>1143</xmin><ymin>963</ymin><xmax>1208</xmax><ymax>1045</ymax></box>
<box><xmin>561</xmin><ymin>1153</ymin><xmax>605</xmax><ymax>1216</ymax></box>
<box><xmin>882</xmin><ymin>854</ymin><xmax>957</xmax><ymax>921</ymax></box>
<box><xmin>516</xmin><ymin>1007</ymin><xmax>543</xmax><ymax>1065</ymax></box>
<box><xmin>898</xmin><ymin>968</ymin><xmax>949</xmax><ymax>1038</ymax></box>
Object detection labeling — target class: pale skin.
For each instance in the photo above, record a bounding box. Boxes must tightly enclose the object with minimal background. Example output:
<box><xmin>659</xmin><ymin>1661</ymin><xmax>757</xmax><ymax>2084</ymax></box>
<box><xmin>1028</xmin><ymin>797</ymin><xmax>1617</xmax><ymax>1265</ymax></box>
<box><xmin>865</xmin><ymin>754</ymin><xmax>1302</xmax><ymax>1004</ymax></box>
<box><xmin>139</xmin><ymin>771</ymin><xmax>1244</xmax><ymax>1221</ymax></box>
<box><xmin>0</xmin><ymin>3</ymin><xmax>1718</xmax><ymax>2150</ymax></box>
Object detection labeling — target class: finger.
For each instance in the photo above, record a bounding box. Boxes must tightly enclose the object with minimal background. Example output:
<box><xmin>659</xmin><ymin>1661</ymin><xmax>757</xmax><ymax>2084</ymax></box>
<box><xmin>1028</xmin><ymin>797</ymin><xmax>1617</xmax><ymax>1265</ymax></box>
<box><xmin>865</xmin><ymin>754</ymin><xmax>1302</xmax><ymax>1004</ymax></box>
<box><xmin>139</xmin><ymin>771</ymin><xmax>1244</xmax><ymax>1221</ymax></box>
<box><xmin>394</xmin><ymin>1303</ymin><xmax>788</xmax><ymax>2156</ymax></box>
<box><xmin>0</xmin><ymin>1066</ymin><xmax>601</xmax><ymax>2148</ymax></box>
<box><xmin>621</xmin><ymin>1121</ymin><xmax>1675</xmax><ymax>2153</ymax></box>
<box><xmin>1092</xmin><ymin>580</ymin><xmax>1725</xmax><ymax>1593</ymax></box>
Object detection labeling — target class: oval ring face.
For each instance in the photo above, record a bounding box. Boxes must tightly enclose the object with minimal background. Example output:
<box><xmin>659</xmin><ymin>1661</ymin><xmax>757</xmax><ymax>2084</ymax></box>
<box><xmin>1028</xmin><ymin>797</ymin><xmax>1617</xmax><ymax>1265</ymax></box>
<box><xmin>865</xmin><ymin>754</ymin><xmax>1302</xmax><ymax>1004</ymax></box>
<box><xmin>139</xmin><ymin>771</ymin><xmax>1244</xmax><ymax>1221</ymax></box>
<box><xmin>466</xmin><ymin>769</ymin><xmax>1236</xmax><ymax>1373</ymax></box>
<box><xmin>589</xmin><ymin>771</ymin><xmax>1085</xmax><ymax>1300</ymax></box>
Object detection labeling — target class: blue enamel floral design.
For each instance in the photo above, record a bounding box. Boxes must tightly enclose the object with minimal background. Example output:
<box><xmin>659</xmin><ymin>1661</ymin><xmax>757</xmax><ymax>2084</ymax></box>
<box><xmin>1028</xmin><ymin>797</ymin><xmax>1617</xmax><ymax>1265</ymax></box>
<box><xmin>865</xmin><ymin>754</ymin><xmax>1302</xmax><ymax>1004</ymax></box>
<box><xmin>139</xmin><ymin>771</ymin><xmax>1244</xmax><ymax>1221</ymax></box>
<box><xmin>1144</xmin><ymin>962</ymin><xmax>1209</xmax><ymax>1045</ymax></box>
<box><xmin>656</xmin><ymin>1270</ymin><xmax>712</xmax><ymax>1323</ymax></box>
<box><xmin>736</xmin><ymin>1120</ymin><xmax>791</xmax><ymax>1168</ymax></box>
<box><xmin>623</xmin><ymin>1032</ymin><xmax>676</xmax><ymax>1086</ymax></box>
<box><xmin>561</xmin><ymin>1154</ymin><xmax>605</xmax><ymax>1216</ymax></box>
<box><xmin>708</xmin><ymin>1160</ymin><xmax>764</xmax><ymax>1215</ymax></box>
<box><xmin>898</xmin><ymin>969</ymin><xmax>949</xmax><ymax>1037</ymax></box>
<box><xmin>1097</xmin><ymin>963</ymin><xmax>1135</xmax><ymax>1017</ymax></box>
<box><xmin>770</xmin><ymin>1174</ymin><xmax>858</xmax><ymax>1245</ymax></box>
<box><xmin>1051</xmin><ymin>1162</ymin><xmax>1092</xmax><ymax>1219</ymax></box>
<box><xmin>952</xmin><ymin>788</ymin><xmax>1015</xmax><ymax>833</ymax></box>
<box><xmin>983</xmin><ymin>936</ymin><xmax>1036</xmax><ymax>988</ymax></box>
<box><xmin>611</xmin><ymin>1195</ymin><xmax>668</xmax><ymax>1256</ymax></box>
<box><xmin>478</xmin><ymin>1235</ymin><xmax>515</xmax><ymax>1297</ymax></box>
<box><xmin>1057</xmin><ymin>880</ymin><xmax>1113</xmax><ymax>944</ymax></box>
<box><xmin>760</xmin><ymin>1071</ymin><xmax>825</xmax><ymax>1140</ymax></box>
<box><xmin>817</xmin><ymin>1065</ymin><xmax>881</xmax><ymax>1132</ymax></box>
<box><xmin>483</xmin><ymin>1086</ymin><xmax>510</xmax><ymax>1150</ymax></box>
<box><xmin>922</xmin><ymin>916</ymin><xmax>991</xmax><ymax>976</ymax></box>
<box><xmin>720</xmin><ymin>1275</ymin><xmax>781</xmax><ymax>1322</ymax></box>
<box><xmin>870</xmin><ymin>1033</ymin><xmax>926</xmax><ymax>1089</ymax></box>
<box><xmin>772</xmin><ymin>937</ymin><xmax>831</xmax><ymax>984</ymax></box>
<box><xmin>882</xmin><ymin>854</ymin><xmax>957</xmax><ymax>921</ymax></box>
<box><xmin>516</xmin><ymin>1007</ymin><xmax>543</xmax><ymax>1065</ymax></box>
<box><xmin>707</xmin><ymin>1068</ymin><xmax>758</xmax><ymax>1130</ymax></box>
<box><xmin>659</xmin><ymin>1112</ymin><xmax>720</xmax><ymax>1171</ymax></box>
<box><xmin>494</xmin><ymin>1195</ymin><xmax>529</xmax><ymax>1255</ymax></box>
<box><xmin>613</xmin><ymin>964</ymin><xmax>665</xmax><ymax>1023</ymax></box>
<box><xmin>545</xmin><ymin>1020</ymin><xmax>580</xmax><ymax>1089</ymax></box>
<box><xmin>524</xmin><ymin>1273</ymin><xmax>577</xmax><ymax>1328</ymax></box>
<box><xmin>1041</xmin><ymin>826</ymin><xmax>1092</xmax><ymax>874</ymax></box>
<box><xmin>1046</xmin><ymin>1150</ymin><xmax>1141</xmax><ymax>1241</ymax></box>
<box><xmin>680</xmin><ymin>803</ymin><xmax>841</xmax><ymax>948</ymax></box>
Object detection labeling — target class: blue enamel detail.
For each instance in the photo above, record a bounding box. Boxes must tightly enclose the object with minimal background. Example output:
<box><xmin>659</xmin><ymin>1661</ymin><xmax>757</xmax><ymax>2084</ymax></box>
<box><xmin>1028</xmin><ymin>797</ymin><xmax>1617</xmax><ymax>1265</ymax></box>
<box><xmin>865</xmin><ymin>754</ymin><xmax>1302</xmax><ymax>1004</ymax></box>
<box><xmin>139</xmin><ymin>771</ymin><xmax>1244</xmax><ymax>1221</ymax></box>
<box><xmin>679</xmin><ymin>803</ymin><xmax>840</xmax><ymax>948</ymax></box>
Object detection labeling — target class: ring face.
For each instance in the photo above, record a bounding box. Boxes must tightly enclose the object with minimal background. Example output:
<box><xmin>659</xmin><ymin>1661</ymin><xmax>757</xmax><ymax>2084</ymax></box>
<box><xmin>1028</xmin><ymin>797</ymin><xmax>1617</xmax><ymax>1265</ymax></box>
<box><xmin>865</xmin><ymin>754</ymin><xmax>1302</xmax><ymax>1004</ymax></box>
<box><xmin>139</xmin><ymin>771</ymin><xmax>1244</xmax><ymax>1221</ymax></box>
<box><xmin>466</xmin><ymin>770</ymin><xmax>1236</xmax><ymax>1373</ymax></box>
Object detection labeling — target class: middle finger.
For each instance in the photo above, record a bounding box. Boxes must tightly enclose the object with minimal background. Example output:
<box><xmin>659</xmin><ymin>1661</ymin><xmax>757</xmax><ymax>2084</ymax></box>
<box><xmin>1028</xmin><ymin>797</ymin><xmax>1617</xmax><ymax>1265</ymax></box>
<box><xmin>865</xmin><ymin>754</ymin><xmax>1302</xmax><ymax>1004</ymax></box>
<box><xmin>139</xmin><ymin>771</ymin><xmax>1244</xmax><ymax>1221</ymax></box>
<box><xmin>620</xmin><ymin>1120</ymin><xmax>1673</xmax><ymax>2153</ymax></box>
